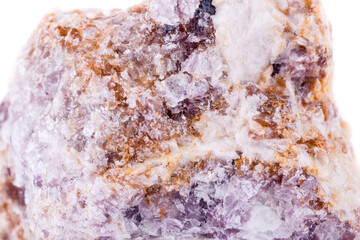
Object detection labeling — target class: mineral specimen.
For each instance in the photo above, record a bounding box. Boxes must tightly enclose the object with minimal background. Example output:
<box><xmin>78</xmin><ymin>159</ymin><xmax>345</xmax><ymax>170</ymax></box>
<box><xmin>0</xmin><ymin>0</ymin><xmax>359</xmax><ymax>239</ymax></box>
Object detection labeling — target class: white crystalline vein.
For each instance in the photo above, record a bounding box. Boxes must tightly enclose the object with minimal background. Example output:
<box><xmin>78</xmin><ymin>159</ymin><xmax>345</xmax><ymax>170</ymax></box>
<box><xmin>213</xmin><ymin>0</ymin><xmax>286</xmax><ymax>83</ymax></box>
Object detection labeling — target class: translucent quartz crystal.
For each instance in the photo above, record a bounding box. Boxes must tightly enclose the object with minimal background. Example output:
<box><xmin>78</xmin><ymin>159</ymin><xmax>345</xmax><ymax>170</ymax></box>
<box><xmin>1</xmin><ymin>0</ymin><xmax>360</xmax><ymax>239</ymax></box>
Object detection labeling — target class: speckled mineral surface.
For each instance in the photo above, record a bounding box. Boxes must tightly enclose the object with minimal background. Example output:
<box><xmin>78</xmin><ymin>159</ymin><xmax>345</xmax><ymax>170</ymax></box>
<box><xmin>0</xmin><ymin>0</ymin><xmax>359</xmax><ymax>239</ymax></box>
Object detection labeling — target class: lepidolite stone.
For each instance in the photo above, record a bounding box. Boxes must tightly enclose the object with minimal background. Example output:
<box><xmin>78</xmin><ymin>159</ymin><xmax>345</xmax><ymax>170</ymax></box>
<box><xmin>1</xmin><ymin>0</ymin><xmax>359</xmax><ymax>239</ymax></box>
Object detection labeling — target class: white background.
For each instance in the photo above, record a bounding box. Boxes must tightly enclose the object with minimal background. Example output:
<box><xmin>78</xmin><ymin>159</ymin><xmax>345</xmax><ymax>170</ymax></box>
<box><xmin>0</xmin><ymin>1</ymin><xmax>359</xmax><ymax>160</ymax></box>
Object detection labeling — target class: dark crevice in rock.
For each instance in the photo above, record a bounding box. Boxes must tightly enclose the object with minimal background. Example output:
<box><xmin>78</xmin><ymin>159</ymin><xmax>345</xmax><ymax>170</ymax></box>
<box><xmin>4</xmin><ymin>181</ymin><xmax>25</xmax><ymax>206</ymax></box>
<box><xmin>162</xmin><ymin>25</ymin><xmax>176</xmax><ymax>34</ymax></box>
<box><xmin>271</xmin><ymin>63</ymin><xmax>283</xmax><ymax>77</ymax></box>
<box><xmin>196</xmin><ymin>0</ymin><xmax>216</xmax><ymax>17</ymax></box>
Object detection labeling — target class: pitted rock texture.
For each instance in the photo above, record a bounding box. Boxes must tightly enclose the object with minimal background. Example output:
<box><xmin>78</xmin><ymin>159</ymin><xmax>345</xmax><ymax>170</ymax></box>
<box><xmin>1</xmin><ymin>0</ymin><xmax>360</xmax><ymax>239</ymax></box>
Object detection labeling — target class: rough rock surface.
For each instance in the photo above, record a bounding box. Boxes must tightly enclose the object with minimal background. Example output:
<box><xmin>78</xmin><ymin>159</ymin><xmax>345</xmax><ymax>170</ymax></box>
<box><xmin>1</xmin><ymin>0</ymin><xmax>360</xmax><ymax>239</ymax></box>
